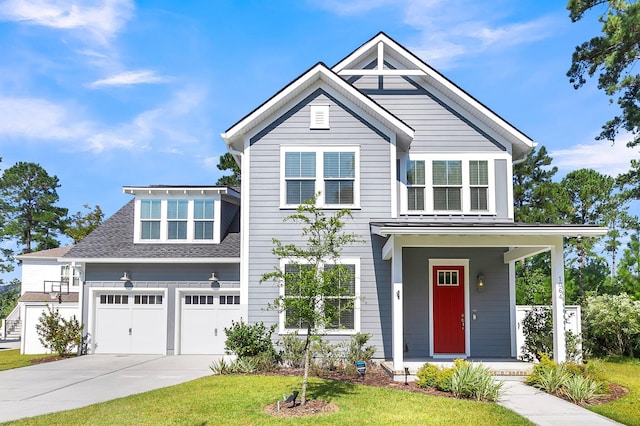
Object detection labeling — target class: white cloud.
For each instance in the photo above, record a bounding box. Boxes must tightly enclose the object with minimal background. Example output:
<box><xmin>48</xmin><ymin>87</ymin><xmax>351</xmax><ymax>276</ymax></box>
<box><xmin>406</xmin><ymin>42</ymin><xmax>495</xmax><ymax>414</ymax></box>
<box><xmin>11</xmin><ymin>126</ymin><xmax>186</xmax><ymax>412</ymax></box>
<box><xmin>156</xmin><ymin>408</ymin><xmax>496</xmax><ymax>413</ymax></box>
<box><xmin>551</xmin><ymin>136</ymin><xmax>639</xmax><ymax>177</ymax></box>
<box><xmin>90</xmin><ymin>70</ymin><xmax>170</xmax><ymax>87</ymax></box>
<box><xmin>0</xmin><ymin>97</ymin><xmax>92</xmax><ymax>141</ymax></box>
<box><xmin>86</xmin><ymin>86</ymin><xmax>208</xmax><ymax>152</ymax></box>
<box><xmin>312</xmin><ymin>0</ymin><xmax>558</xmax><ymax>69</ymax></box>
<box><xmin>0</xmin><ymin>0</ymin><xmax>134</xmax><ymax>45</ymax></box>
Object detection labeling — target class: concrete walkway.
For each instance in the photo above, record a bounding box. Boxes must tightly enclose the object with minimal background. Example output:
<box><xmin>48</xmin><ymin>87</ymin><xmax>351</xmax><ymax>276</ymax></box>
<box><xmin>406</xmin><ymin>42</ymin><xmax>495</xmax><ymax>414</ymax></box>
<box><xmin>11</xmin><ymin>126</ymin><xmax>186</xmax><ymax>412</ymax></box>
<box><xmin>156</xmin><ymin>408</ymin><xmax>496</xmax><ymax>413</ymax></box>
<box><xmin>497</xmin><ymin>377</ymin><xmax>622</xmax><ymax>426</ymax></box>
<box><xmin>0</xmin><ymin>354</ymin><xmax>216</xmax><ymax>423</ymax></box>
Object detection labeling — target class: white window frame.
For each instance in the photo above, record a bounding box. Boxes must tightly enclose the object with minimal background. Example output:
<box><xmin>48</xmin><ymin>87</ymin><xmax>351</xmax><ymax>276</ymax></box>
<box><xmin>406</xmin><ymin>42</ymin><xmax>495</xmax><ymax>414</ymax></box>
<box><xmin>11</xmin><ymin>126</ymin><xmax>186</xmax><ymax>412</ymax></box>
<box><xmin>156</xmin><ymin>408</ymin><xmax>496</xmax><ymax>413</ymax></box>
<box><xmin>133</xmin><ymin>196</ymin><xmax>221</xmax><ymax>244</ymax></box>
<box><xmin>399</xmin><ymin>153</ymin><xmax>497</xmax><ymax>215</ymax></box>
<box><xmin>278</xmin><ymin>257</ymin><xmax>360</xmax><ymax>335</ymax></box>
<box><xmin>280</xmin><ymin>146</ymin><xmax>360</xmax><ymax>209</ymax></box>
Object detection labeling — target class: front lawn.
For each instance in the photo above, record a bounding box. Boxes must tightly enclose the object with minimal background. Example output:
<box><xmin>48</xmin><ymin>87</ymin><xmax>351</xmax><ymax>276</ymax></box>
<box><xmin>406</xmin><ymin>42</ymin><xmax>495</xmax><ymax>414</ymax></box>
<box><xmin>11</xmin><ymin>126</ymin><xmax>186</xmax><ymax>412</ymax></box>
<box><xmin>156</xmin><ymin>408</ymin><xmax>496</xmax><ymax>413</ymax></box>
<box><xmin>6</xmin><ymin>374</ymin><xmax>532</xmax><ymax>425</ymax></box>
<box><xmin>0</xmin><ymin>349</ymin><xmax>58</xmax><ymax>371</ymax></box>
<box><xmin>589</xmin><ymin>358</ymin><xmax>640</xmax><ymax>426</ymax></box>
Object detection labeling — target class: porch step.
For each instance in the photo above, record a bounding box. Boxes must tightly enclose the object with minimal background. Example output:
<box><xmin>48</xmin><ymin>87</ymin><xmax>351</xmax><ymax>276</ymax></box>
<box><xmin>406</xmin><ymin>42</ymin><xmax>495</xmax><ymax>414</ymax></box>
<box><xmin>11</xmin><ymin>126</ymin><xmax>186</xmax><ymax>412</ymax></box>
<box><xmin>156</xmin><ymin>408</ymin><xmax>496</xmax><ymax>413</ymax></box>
<box><xmin>381</xmin><ymin>359</ymin><xmax>534</xmax><ymax>382</ymax></box>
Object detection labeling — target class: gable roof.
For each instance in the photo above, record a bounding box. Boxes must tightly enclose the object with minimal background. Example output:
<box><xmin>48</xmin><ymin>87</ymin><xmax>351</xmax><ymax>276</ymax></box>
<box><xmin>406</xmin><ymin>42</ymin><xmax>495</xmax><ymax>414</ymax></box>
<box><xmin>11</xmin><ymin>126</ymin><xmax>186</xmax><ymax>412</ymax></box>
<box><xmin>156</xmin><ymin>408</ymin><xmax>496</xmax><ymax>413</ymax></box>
<box><xmin>221</xmin><ymin>62</ymin><xmax>414</xmax><ymax>153</ymax></box>
<box><xmin>63</xmin><ymin>200</ymin><xmax>240</xmax><ymax>262</ymax></box>
<box><xmin>16</xmin><ymin>246</ymin><xmax>73</xmax><ymax>261</ymax></box>
<box><xmin>332</xmin><ymin>32</ymin><xmax>536</xmax><ymax>160</ymax></box>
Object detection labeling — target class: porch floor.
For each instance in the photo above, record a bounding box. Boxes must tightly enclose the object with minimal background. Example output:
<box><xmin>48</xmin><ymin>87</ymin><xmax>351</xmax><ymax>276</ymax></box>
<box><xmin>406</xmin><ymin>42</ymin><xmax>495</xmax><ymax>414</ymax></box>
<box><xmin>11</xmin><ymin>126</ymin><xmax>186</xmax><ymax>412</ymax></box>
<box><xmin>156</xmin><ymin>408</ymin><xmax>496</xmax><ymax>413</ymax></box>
<box><xmin>381</xmin><ymin>357</ymin><xmax>534</xmax><ymax>382</ymax></box>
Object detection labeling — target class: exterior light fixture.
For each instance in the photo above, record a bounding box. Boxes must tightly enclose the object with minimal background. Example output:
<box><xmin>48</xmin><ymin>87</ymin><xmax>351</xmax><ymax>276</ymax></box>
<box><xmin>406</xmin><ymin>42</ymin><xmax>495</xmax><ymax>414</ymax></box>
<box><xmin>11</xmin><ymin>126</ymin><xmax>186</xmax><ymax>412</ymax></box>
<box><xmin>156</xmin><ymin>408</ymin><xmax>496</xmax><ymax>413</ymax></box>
<box><xmin>120</xmin><ymin>272</ymin><xmax>131</xmax><ymax>281</ymax></box>
<box><xmin>476</xmin><ymin>273</ymin><xmax>485</xmax><ymax>292</ymax></box>
<box><xmin>208</xmin><ymin>272</ymin><xmax>219</xmax><ymax>283</ymax></box>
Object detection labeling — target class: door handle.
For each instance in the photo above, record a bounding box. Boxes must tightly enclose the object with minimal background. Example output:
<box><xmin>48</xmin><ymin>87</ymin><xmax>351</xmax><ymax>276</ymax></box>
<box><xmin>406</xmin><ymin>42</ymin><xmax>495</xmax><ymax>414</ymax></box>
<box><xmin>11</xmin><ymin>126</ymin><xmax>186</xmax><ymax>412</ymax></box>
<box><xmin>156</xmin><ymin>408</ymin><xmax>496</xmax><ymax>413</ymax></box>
<box><xmin>461</xmin><ymin>314</ymin><xmax>465</xmax><ymax>330</ymax></box>
<box><xmin>214</xmin><ymin>328</ymin><xmax>218</xmax><ymax>337</ymax></box>
<box><xmin>129</xmin><ymin>327</ymin><xmax>132</xmax><ymax>336</ymax></box>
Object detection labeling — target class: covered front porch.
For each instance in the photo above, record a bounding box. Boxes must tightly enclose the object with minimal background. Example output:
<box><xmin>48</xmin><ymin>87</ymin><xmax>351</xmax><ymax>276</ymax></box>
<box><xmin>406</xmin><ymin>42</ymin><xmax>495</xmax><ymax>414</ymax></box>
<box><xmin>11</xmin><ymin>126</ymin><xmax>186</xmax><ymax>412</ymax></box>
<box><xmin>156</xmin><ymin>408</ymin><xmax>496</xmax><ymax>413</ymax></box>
<box><xmin>372</xmin><ymin>221</ymin><xmax>607</xmax><ymax>373</ymax></box>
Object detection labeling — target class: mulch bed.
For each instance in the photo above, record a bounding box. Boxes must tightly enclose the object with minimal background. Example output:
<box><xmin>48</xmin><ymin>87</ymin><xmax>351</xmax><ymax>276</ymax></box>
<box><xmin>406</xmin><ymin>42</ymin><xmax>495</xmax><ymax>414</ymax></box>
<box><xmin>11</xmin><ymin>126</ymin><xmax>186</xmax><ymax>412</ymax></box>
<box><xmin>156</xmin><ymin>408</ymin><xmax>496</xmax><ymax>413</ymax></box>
<box><xmin>264</xmin><ymin>364</ymin><xmax>628</xmax><ymax>417</ymax></box>
<box><xmin>29</xmin><ymin>355</ymin><xmax>73</xmax><ymax>365</ymax></box>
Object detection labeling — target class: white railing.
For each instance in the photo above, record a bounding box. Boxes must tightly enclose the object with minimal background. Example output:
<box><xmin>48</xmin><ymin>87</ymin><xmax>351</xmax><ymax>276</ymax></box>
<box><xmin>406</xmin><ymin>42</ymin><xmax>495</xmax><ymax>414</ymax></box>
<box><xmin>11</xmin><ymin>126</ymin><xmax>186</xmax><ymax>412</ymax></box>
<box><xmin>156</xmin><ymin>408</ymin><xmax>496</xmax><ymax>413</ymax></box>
<box><xmin>1</xmin><ymin>303</ymin><xmax>21</xmax><ymax>340</ymax></box>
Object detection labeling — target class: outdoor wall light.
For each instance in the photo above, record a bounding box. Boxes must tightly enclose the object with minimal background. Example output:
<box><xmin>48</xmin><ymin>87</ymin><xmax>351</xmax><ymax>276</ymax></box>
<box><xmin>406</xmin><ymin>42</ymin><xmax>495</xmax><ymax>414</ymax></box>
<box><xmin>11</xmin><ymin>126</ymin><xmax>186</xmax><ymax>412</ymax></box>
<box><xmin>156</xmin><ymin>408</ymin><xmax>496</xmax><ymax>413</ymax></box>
<box><xmin>120</xmin><ymin>272</ymin><xmax>131</xmax><ymax>281</ymax></box>
<box><xmin>476</xmin><ymin>273</ymin><xmax>485</xmax><ymax>292</ymax></box>
<box><xmin>396</xmin><ymin>289</ymin><xmax>401</xmax><ymax>300</ymax></box>
<box><xmin>208</xmin><ymin>272</ymin><xmax>219</xmax><ymax>283</ymax></box>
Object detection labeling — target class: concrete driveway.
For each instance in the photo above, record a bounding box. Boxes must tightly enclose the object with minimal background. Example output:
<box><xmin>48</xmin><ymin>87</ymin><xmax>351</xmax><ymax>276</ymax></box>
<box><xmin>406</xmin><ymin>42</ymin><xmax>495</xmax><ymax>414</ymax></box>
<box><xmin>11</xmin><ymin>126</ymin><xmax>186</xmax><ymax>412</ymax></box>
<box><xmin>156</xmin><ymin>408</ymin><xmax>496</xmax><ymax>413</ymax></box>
<box><xmin>0</xmin><ymin>354</ymin><xmax>216</xmax><ymax>422</ymax></box>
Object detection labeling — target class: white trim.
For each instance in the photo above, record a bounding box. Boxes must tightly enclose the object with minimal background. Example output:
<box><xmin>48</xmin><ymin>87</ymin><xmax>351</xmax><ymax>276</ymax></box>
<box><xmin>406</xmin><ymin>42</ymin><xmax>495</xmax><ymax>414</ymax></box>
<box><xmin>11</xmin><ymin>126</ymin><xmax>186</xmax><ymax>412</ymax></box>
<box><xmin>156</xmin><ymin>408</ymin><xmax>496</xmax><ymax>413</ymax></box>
<box><xmin>277</xmin><ymin>257</ymin><xmax>361</xmax><ymax>335</ymax></box>
<box><xmin>428</xmin><ymin>259</ymin><xmax>470</xmax><ymax>358</ymax></box>
<box><xmin>63</xmin><ymin>257</ymin><xmax>240</xmax><ymax>264</ymax></box>
<box><xmin>400</xmin><ymin>153</ymin><xmax>501</xmax><ymax>215</ymax></box>
<box><xmin>337</xmin><ymin>69</ymin><xmax>426</xmax><ymax>76</ymax></box>
<box><xmin>280</xmin><ymin>146</ymin><xmax>361</xmax><ymax>209</ymax></box>
<box><xmin>374</xmin><ymin>226</ymin><xmax>608</xmax><ymax>238</ymax></box>
<box><xmin>390</xmin><ymin>135</ymin><xmax>398</xmax><ymax>219</ymax></box>
<box><xmin>240</xmin><ymin>138</ymin><xmax>250</xmax><ymax>322</ymax></box>
<box><xmin>221</xmin><ymin>63</ymin><xmax>414</xmax><ymax>152</ymax></box>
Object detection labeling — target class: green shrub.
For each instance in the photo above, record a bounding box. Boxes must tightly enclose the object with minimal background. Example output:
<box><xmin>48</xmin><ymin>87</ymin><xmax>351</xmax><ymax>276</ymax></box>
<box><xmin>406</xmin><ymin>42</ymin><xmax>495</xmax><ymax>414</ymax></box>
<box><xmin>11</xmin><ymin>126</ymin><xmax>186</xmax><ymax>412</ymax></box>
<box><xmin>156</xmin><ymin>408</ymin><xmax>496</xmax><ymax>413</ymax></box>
<box><xmin>561</xmin><ymin>374</ymin><xmax>602</xmax><ymax>404</ymax></box>
<box><xmin>450</xmin><ymin>361</ymin><xmax>503</xmax><ymax>402</ymax></box>
<box><xmin>251</xmin><ymin>351</ymin><xmax>279</xmax><ymax>372</ymax></box>
<box><xmin>436</xmin><ymin>366</ymin><xmax>455</xmax><ymax>392</ymax></box>
<box><xmin>279</xmin><ymin>332</ymin><xmax>307</xmax><ymax>368</ymax></box>
<box><xmin>525</xmin><ymin>353</ymin><xmax>557</xmax><ymax>386</ymax></box>
<box><xmin>416</xmin><ymin>363</ymin><xmax>439</xmax><ymax>388</ymax></box>
<box><xmin>312</xmin><ymin>336</ymin><xmax>341</xmax><ymax>370</ymax></box>
<box><xmin>35</xmin><ymin>305</ymin><xmax>83</xmax><ymax>356</ymax></box>
<box><xmin>210</xmin><ymin>357</ymin><xmax>234</xmax><ymax>375</ymax></box>
<box><xmin>224</xmin><ymin>320</ymin><xmax>276</xmax><ymax>358</ymax></box>
<box><xmin>583</xmin><ymin>293</ymin><xmax>640</xmax><ymax>357</ymax></box>
<box><xmin>343</xmin><ymin>332</ymin><xmax>376</xmax><ymax>364</ymax></box>
<box><xmin>537</xmin><ymin>365</ymin><xmax>570</xmax><ymax>394</ymax></box>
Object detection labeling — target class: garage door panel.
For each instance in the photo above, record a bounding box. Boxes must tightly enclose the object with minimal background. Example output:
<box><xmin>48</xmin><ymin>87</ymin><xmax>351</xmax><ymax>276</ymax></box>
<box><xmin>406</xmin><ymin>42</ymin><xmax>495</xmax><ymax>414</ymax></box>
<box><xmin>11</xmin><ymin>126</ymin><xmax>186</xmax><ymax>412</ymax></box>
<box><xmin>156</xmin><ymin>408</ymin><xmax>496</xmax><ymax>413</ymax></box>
<box><xmin>131</xmin><ymin>307</ymin><xmax>167</xmax><ymax>354</ymax></box>
<box><xmin>95</xmin><ymin>307</ymin><xmax>132</xmax><ymax>354</ymax></box>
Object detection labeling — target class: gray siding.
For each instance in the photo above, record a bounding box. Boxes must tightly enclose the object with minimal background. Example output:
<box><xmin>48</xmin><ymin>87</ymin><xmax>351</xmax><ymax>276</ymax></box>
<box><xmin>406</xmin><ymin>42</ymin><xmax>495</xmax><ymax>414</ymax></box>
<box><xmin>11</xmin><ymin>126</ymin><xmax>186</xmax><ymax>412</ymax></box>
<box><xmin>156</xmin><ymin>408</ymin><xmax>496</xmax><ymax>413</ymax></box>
<box><xmin>84</xmin><ymin>262</ymin><xmax>240</xmax><ymax>354</ymax></box>
<box><xmin>220</xmin><ymin>200</ymin><xmax>240</xmax><ymax>236</ymax></box>
<box><xmin>495</xmin><ymin>159</ymin><xmax>509</xmax><ymax>219</ymax></box>
<box><xmin>247</xmin><ymin>90</ymin><xmax>393</xmax><ymax>357</ymax></box>
<box><xmin>402</xmin><ymin>247</ymin><xmax>511</xmax><ymax>357</ymax></box>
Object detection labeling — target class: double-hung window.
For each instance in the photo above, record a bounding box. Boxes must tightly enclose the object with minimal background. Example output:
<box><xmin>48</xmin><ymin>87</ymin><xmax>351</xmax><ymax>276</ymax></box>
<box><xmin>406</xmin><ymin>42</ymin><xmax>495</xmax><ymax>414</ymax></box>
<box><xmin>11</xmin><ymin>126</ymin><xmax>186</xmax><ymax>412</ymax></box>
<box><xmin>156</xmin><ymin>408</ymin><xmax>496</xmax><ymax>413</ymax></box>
<box><xmin>285</xmin><ymin>152</ymin><xmax>316</xmax><ymax>205</ymax></box>
<box><xmin>167</xmin><ymin>200</ymin><xmax>188</xmax><ymax>240</ymax></box>
<box><xmin>432</xmin><ymin>160</ymin><xmax>462</xmax><ymax>211</ymax></box>
<box><xmin>282</xmin><ymin>148</ymin><xmax>359</xmax><ymax>208</ymax></box>
<box><xmin>324</xmin><ymin>152</ymin><xmax>355</xmax><ymax>205</ymax></box>
<box><xmin>469</xmin><ymin>160</ymin><xmax>488</xmax><ymax>211</ymax></box>
<box><xmin>140</xmin><ymin>200</ymin><xmax>161</xmax><ymax>240</ymax></box>
<box><xmin>407</xmin><ymin>160</ymin><xmax>426</xmax><ymax>211</ymax></box>
<box><xmin>281</xmin><ymin>260</ymin><xmax>358</xmax><ymax>333</ymax></box>
<box><xmin>194</xmin><ymin>199</ymin><xmax>214</xmax><ymax>240</ymax></box>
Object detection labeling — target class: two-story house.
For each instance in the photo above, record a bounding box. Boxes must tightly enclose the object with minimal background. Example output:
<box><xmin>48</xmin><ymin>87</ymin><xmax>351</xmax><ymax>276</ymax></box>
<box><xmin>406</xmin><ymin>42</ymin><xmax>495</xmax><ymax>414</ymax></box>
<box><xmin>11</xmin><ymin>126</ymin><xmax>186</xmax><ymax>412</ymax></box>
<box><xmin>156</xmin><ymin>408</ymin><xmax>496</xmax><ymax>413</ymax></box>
<box><xmin>222</xmin><ymin>32</ymin><xmax>606</xmax><ymax>373</ymax></box>
<box><xmin>17</xmin><ymin>185</ymin><xmax>242</xmax><ymax>355</ymax></box>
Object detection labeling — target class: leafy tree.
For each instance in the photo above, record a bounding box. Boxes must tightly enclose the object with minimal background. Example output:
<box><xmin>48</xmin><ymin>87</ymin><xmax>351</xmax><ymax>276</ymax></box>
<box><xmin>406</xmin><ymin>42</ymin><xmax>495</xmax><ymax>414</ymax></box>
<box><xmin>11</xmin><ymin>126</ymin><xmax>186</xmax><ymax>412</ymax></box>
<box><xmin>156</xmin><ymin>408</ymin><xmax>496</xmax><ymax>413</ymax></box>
<box><xmin>64</xmin><ymin>204</ymin><xmax>104</xmax><ymax>244</ymax></box>
<box><xmin>0</xmin><ymin>279</ymin><xmax>20</xmax><ymax>319</ymax></box>
<box><xmin>516</xmin><ymin>263</ymin><xmax>551</xmax><ymax>305</ymax></box>
<box><xmin>0</xmin><ymin>162</ymin><xmax>68</xmax><ymax>254</ymax></box>
<box><xmin>513</xmin><ymin>146</ymin><xmax>566</xmax><ymax>223</ymax></box>
<box><xmin>567</xmin><ymin>0</ymin><xmax>640</xmax><ymax>147</ymax></box>
<box><xmin>260</xmin><ymin>195</ymin><xmax>361</xmax><ymax>405</ymax></box>
<box><xmin>216</xmin><ymin>152</ymin><xmax>241</xmax><ymax>186</ymax></box>
<box><xmin>582</xmin><ymin>293</ymin><xmax>640</xmax><ymax>357</ymax></box>
<box><xmin>616</xmin><ymin>231</ymin><xmax>640</xmax><ymax>299</ymax></box>
<box><xmin>559</xmin><ymin>169</ymin><xmax>616</xmax><ymax>300</ymax></box>
<box><xmin>35</xmin><ymin>305</ymin><xmax>83</xmax><ymax>356</ymax></box>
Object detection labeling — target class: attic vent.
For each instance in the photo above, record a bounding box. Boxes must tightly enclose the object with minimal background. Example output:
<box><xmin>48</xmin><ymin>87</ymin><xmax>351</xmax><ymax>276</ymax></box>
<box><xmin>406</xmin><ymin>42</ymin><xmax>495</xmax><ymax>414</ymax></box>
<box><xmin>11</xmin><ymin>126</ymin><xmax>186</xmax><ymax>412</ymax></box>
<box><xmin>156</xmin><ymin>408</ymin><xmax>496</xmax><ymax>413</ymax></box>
<box><xmin>310</xmin><ymin>105</ymin><xmax>329</xmax><ymax>129</ymax></box>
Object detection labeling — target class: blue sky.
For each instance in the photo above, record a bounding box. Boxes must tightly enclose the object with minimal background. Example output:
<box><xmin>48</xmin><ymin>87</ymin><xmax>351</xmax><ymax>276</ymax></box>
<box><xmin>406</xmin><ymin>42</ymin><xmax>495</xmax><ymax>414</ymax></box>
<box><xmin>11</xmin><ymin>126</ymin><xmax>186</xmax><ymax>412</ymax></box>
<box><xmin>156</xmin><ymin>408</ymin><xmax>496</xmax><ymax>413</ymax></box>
<box><xmin>0</xmin><ymin>0</ymin><xmax>637</xmax><ymax>280</ymax></box>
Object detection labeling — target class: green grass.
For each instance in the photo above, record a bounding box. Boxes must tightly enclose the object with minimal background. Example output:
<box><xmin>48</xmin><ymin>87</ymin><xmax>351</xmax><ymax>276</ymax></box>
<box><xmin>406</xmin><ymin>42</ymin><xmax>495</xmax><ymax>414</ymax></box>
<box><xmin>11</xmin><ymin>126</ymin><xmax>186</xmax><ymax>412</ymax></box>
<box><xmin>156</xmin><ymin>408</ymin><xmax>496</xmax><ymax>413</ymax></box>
<box><xmin>6</xmin><ymin>375</ymin><xmax>532</xmax><ymax>425</ymax></box>
<box><xmin>589</xmin><ymin>358</ymin><xmax>640</xmax><ymax>426</ymax></box>
<box><xmin>0</xmin><ymin>349</ymin><xmax>58</xmax><ymax>371</ymax></box>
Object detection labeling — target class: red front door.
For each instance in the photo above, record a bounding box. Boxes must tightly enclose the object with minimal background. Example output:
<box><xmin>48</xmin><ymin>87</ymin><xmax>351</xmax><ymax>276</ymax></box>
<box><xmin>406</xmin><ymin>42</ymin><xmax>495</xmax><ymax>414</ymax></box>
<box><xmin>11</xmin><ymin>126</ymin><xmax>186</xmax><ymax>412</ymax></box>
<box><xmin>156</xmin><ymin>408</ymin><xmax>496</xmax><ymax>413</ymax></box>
<box><xmin>433</xmin><ymin>265</ymin><xmax>465</xmax><ymax>354</ymax></box>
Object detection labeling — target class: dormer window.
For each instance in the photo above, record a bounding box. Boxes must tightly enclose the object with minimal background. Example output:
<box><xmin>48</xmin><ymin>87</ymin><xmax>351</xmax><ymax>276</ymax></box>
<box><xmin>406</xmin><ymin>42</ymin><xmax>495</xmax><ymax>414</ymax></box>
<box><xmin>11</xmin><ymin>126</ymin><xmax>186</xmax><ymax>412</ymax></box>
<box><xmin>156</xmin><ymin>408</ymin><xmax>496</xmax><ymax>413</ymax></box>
<box><xmin>141</xmin><ymin>200</ymin><xmax>161</xmax><ymax>240</ymax></box>
<box><xmin>167</xmin><ymin>200</ymin><xmax>188</xmax><ymax>240</ymax></box>
<box><xmin>194</xmin><ymin>200</ymin><xmax>214</xmax><ymax>240</ymax></box>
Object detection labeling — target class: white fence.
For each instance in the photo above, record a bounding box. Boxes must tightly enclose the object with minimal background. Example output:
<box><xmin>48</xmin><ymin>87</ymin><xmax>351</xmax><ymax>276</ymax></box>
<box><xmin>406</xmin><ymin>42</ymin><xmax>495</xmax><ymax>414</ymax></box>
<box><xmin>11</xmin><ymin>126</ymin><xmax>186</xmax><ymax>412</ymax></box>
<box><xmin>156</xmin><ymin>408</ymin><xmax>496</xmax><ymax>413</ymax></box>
<box><xmin>515</xmin><ymin>305</ymin><xmax>581</xmax><ymax>360</ymax></box>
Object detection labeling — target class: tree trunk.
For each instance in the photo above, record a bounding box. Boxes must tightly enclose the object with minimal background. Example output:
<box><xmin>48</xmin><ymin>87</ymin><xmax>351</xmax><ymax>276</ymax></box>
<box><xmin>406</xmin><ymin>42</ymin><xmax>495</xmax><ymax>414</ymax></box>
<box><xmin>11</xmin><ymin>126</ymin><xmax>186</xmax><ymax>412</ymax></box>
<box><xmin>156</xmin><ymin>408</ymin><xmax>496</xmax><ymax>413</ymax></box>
<box><xmin>301</xmin><ymin>325</ymin><xmax>312</xmax><ymax>405</ymax></box>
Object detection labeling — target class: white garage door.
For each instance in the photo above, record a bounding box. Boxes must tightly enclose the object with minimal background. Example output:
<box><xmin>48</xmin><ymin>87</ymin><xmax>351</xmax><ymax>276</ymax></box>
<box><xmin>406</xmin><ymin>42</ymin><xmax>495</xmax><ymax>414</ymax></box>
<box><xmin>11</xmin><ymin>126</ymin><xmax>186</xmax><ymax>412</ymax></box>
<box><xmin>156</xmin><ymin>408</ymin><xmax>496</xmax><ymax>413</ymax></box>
<box><xmin>94</xmin><ymin>293</ymin><xmax>167</xmax><ymax>354</ymax></box>
<box><xmin>180</xmin><ymin>293</ymin><xmax>241</xmax><ymax>354</ymax></box>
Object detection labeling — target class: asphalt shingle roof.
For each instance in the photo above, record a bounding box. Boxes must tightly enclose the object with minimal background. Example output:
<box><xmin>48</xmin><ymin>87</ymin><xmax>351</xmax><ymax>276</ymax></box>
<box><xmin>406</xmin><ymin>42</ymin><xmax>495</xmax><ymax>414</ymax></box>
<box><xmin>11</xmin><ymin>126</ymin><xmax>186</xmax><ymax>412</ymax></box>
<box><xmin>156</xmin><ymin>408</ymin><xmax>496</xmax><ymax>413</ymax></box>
<box><xmin>63</xmin><ymin>200</ymin><xmax>240</xmax><ymax>259</ymax></box>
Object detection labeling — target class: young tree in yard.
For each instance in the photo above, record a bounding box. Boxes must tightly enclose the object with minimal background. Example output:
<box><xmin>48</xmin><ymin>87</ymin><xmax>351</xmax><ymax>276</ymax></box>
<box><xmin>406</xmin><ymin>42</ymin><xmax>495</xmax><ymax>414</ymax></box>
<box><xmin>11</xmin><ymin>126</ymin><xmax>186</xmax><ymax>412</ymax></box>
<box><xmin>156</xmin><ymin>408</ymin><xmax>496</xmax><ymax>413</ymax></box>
<box><xmin>216</xmin><ymin>152</ymin><xmax>241</xmax><ymax>186</ymax></box>
<box><xmin>0</xmin><ymin>162</ymin><xmax>68</xmax><ymax>254</ymax></box>
<box><xmin>64</xmin><ymin>204</ymin><xmax>104</xmax><ymax>243</ymax></box>
<box><xmin>260</xmin><ymin>195</ymin><xmax>361</xmax><ymax>405</ymax></box>
<box><xmin>567</xmin><ymin>0</ymin><xmax>640</xmax><ymax>148</ymax></box>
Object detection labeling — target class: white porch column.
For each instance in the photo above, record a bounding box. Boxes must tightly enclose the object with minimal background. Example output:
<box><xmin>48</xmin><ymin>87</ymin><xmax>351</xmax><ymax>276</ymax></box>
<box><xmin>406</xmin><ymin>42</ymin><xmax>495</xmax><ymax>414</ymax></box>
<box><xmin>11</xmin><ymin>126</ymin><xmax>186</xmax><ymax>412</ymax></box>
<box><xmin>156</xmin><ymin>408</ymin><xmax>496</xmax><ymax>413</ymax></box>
<box><xmin>550</xmin><ymin>238</ymin><xmax>566</xmax><ymax>363</ymax></box>
<box><xmin>392</xmin><ymin>237</ymin><xmax>404</xmax><ymax>371</ymax></box>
